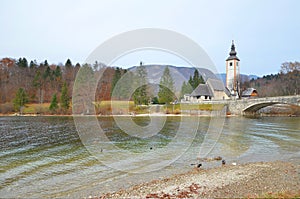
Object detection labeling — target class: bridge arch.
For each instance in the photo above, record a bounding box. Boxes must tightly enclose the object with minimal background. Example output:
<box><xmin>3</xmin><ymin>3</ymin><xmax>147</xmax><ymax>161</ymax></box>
<box><xmin>243</xmin><ymin>101</ymin><xmax>300</xmax><ymax>114</ymax></box>
<box><xmin>225</xmin><ymin>95</ymin><xmax>300</xmax><ymax>115</ymax></box>
<box><xmin>243</xmin><ymin>102</ymin><xmax>279</xmax><ymax>113</ymax></box>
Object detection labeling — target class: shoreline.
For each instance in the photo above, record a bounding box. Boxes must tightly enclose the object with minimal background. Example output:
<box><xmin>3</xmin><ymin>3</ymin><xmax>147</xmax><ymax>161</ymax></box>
<box><xmin>94</xmin><ymin>161</ymin><xmax>300</xmax><ymax>198</ymax></box>
<box><xmin>1</xmin><ymin>113</ymin><xmax>298</xmax><ymax>117</ymax></box>
<box><xmin>0</xmin><ymin>113</ymin><xmax>234</xmax><ymax>117</ymax></box>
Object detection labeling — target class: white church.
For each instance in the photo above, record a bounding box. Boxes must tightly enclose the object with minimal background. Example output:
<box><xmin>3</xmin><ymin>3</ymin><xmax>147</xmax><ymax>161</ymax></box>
<box><xmin>182</xmin><ymin>41</ymin><xmax>243</xmax><ymax>103</ymax></box>
<box><xmin>226</xmin><ymin>40</ymin><xmax>241</xmax><ymax>97</ymax></box>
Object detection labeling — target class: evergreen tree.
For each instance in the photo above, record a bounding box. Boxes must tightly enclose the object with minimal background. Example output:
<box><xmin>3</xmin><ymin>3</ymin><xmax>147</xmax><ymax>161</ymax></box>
<box><xmin>180</xmin><ymin>81</ymin><xmax>193</xmax><ymax>98</ymax></box>
<box><xmin>13</xmin><ymin>88</ymin><xmax>29</xmax><ymax>113</ymax></box>
<box><xmin>152</xmin><ymin>96</ymin><xmax>159</xmax><ymax>104</ymax></box>
<box><xmin>60</xmin><ymin>82</ymin><xmax>70</xmax><ymax>112</ymax></box>
<box><xmin>49</xmin><ymin>93</ymin><xmax>58</xmax><ymax>112</ymax></box>
<box><xmin>192</xmin><ymin>69</ymin><xmax>200</xmax><ymax>88</ymax></box>
<box><xmin>188</xmin><ymin>76</ymin><xmax>194</xmax><ymax>89</ymax></box>
<box><xmin>73</xmin><ymin>64</ymin><xmax>95</xmax><ymax>114</ymax></box>
<box><xmin>43</xmin><ymin>66</ymin><xmax>52</xmax><ymax>79</ymax></box>
<box><xmin>133</xmin><ymin>65</ymin><xmax>149</xmax><ymax>105</ymax></box>
<box><xmin>65</xmin><ymin>59</ymin><xmax>72</xmax><ymax>67</ymax></box>
<box><xmin>158</xmin><ymin>66</ymin><xmax>175</xmax><ymax>104</ymax></box>
<box><xmin>17</xmin><ymin>57</ymin><xmax>28</xmax><ymax>67</ymax></box>
<box><xmin>188</xmin><ymin>69</ymin><xmax>205</xmax><ymax>89</ymax></box>
<box><xmin>44</xmin><ymin>60</ymin><xmax>49</xmax><ymax>67</ymax></box>
<box><xmin>29</xmin><ymin>60</ymin><xmax>36</xmax><ymax>68</ymax></box>
<box><xmin>75</xmin><ymin>63</ymin><xmax>81</xmax><ymax>68</ymax></box>
<box><xmin>53</xmin><ymin>66</ymin><xmax>62</xmax><ymax>78</ymax></box>
<box><xmin>17</xmin><ymin>58</ymin><xmax>22</xmax><ymax>67</ymax></box>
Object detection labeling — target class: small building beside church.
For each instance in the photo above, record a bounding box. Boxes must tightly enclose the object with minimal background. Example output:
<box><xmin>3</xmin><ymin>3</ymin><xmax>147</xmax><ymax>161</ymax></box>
<box><xmin>184</xmin><ymin>84</ymin><xmax>212</xmax><ymax>102</ymax></box>
<box><xmin>242</xmin><ymin>88</ymin><xmax>258</xmax><ymax>98</ymax></box>
<box><xmin>181</xmin><ymin>68</ymin><xmax>230</xmax><ymax>103</ymax></box>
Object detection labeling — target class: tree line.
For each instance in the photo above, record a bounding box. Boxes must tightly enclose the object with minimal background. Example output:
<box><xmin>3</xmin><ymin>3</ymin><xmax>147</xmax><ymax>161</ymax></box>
<box><xmin>0</xmin><ymin>57</ymin><xmax>111</xmax><ymax>114</ymax></box>
<box><xmin>0</xmin><ymin>58</ymin><xmax>181</xmax><ymax>114</ymax></box>
<box><xmin>3</xmin><ymin>56</ymin><xmax>296</xmax><ymax>114</ymax></box>
<box><xmin>241</xmin><ymin>61</ymin><xmax>300</xmax><ymax>97</ymax></box>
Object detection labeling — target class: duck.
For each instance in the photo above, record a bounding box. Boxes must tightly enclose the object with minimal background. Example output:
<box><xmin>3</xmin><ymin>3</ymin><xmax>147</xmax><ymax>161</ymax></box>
<box><xmin>222</xmin><ymin>160</ymin><xmax>226</xmax><ymax>165</ymax></box>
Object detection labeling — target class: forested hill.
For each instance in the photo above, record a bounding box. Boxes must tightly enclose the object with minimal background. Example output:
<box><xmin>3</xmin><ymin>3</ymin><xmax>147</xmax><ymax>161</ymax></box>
<box><xmin>0</xmin><ymin>58</ymin><xmax>115</xmax><ymax>105</ymax></box>
<box><xmin>241</xmin><ymin>62</ymin><xmax>300</xmax><ymax>97</ymax></box>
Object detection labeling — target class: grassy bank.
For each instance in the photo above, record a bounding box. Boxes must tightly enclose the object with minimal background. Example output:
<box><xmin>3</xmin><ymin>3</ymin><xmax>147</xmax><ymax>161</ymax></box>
<box><xmin>23</xmin><ymin>103</ymin><xmax>50</xmax><ymax>114</ymax></box>
<box><xmin>0</xmin><ymin>101</ymin><xmax>226</xmax><ymax>115</ymax></box>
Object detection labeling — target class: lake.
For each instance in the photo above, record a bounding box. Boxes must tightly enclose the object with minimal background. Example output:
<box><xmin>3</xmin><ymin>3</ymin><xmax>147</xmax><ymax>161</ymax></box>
<box><xmin>0</xmin><ymin>116</ymin><xmax>299</xmax><ymax>197</ymax></box>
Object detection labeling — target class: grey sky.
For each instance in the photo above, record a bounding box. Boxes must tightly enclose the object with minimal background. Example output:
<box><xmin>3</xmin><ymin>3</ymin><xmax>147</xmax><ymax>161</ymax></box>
<box><xmin>0</xmin><ymin>0</ymin><xmax>299</xmax><ymax>76</ymax></box>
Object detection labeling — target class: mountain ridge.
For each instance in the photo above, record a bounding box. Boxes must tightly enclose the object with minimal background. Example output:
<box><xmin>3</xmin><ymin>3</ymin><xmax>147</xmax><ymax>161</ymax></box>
<box><xmin>128</xmin><ymin>64</ymin><xmax>259</xmax><ymax>90</ymax></box>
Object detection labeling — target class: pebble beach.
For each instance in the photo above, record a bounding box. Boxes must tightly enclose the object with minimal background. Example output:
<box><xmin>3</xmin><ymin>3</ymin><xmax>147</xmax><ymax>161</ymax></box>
<box><xmin>94</xmin><ymin>161</ymin><xmax>300</xmax><ymax>198</ymax></box>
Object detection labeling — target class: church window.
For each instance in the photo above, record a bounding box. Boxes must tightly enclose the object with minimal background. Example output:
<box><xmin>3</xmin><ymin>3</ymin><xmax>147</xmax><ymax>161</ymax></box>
<box><xmin>230</xmin><ymin>62</ymin><xmax>233</xmax><ymax>66</ymax></box>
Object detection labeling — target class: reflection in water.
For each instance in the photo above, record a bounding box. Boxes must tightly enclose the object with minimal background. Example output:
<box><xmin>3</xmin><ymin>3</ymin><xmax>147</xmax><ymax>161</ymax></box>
<box><xmin>0</xmin><ymin>116</ymin><xmax>299</xmax><ymax>197</ymax></box>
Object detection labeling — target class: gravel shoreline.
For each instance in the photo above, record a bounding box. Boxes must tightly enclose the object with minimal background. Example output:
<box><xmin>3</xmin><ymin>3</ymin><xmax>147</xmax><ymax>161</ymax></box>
<box><xmin>95</xmin><ymin>161</ymin><xmax>299</xmax><ymax>198</ymax></box>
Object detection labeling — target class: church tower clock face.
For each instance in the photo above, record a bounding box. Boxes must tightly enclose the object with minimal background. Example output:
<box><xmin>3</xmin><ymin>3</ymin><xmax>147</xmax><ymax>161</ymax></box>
<box><xmin>225</xmin><ymin>41</ymin><xmax>240</xmax><ymax>97</ymax></box>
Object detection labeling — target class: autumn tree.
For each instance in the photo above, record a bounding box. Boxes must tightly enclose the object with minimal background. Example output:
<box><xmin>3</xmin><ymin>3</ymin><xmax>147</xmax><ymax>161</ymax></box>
<box><xmin>13</xmin><ymin>88</ymin><xmax>29</xmax><ymax>113</ymax></box>
<box><xmin>280</xmin><ymin>62</ymin><xmax>300</xmax><ymax>95</ymax></box>
<box><xmin>111</xmin><ymin>67</ymin><xmax>122</xmax><ymax>97</ymax></box>
<box><xmin>158</xmin><ymin>66</ymin><xmax>175</xmax><ymax>104</ymax></box>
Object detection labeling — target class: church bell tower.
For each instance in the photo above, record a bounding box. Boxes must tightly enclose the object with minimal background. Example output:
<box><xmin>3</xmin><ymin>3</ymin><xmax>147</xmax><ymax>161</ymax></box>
<box><xmin>226</xmin><ymin>40</ymin><xmax>240</xmax><ymax>97</ymax></box>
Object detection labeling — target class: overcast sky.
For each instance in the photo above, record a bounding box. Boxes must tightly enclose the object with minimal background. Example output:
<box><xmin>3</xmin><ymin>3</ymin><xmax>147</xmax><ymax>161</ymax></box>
<box><xmin>1</xmin><ymin>0</ymin><xmax>299</xmax><ymax>76</ymax></box>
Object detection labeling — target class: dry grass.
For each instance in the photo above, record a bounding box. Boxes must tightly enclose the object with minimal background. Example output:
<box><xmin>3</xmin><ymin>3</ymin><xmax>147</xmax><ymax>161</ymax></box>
<box><xmin>164</xmin><ymin>104</ymin><xmax>225</xmax><ymax>114</ymax></box>
<box><xmin>23</xmin><ymin>103</ymin><xmax>50</xmax><ymax>114</ymax></box>
<box><xmin>97</xmin><ymin>100</ymin><xmax>135</xmax><ymax>109</ymax></box>
<box><xmin>94</xmin><ymin>100</ymin><xmax>135</xmax><ymax>115</ymax></box>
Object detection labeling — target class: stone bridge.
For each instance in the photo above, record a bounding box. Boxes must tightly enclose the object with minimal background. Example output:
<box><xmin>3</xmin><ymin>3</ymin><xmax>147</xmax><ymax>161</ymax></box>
<box><xmin>225</xmin><ymin>95</ymin><xmax>300</xmax><ymax>115</ymax></box>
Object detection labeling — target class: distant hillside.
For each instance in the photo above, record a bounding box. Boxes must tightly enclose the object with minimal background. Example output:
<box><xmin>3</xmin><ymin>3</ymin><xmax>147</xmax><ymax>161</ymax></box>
<box><xmin>129</xmin><ymin>65</ymin><xmax>195</xmax><ymax>90</ymax></box>
<box><xmin>241</xmin><ymin>69</ymin><xmax>300</xmax><ymax>97</ymax></box>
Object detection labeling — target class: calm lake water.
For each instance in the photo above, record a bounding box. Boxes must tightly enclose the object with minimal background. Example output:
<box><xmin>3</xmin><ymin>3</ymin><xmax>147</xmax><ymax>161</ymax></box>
<box><xmin>0</xmin><ymin>116</ymin><xmax>299</xmax><ymax>197</ymax></box>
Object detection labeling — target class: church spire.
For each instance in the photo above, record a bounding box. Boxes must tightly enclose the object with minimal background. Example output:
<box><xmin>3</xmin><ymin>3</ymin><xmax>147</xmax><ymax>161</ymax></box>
<box><xmin>226</xmin><ymin>40</ymin><xmax>240</xmax><ymax>61</ymax></box>
<box><xmin>230</xmin><ymin>40</ymin><xmax>237</xmax><ymax>56</ymax></box>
